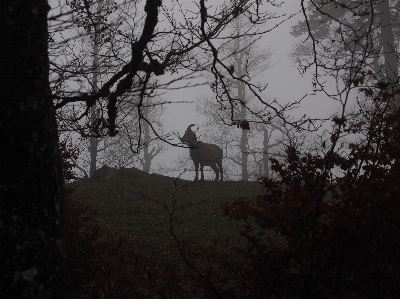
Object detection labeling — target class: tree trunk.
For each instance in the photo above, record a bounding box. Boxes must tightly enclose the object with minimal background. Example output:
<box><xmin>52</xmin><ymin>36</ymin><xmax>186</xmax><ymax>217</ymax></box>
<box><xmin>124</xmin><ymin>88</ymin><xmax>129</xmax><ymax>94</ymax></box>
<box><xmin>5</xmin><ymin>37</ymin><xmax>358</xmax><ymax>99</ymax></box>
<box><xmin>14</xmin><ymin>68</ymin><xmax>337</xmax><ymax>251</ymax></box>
<box><xmin>142</xmin><ymin>105</ymin><xmax>151</xmax><ymax>173</ymax></box>
<box><xmin>141</xmin><ymin>98</ymin><xmax>163</xmax><ymax>173</ymax></box>
<box><xmin>89</xmin><ymin>105</ymin><xmax>98</xmax><ymax>177</ymax></box>
<box><xmin>239</xmin><ymin>103</ymin><xmax>249</xmax><ymax>181</ymax></box>
<box><xmin>236</xmin><ymin>56</ymin><xmax>248</xmax><ymax>181</ymax></box>
<box><xmin>378</xmin><ymin>0</ymin><xmax>398</xmax><ymax>81</ymax></box>
<box><xmin>240</xmin><ymin>127</ymin><xmax>249</xmax><ymax>181</ymax></box>
<box><xmin>263</xmin><ymin>128</ymin><xmax>270</xmax><ymax>178</ymax></box>
<box><xmin>377</xmin><ymin>0</ymin><xmax>399</xmax><ymax>107</ymax></box>
<box><xmin>0</xmin><ymin>0</ymin><xmax>64</xmax><ymax>298</ymax></box>
<box><xmin>89</xmin><ymin>0</ymin><xmax>104</xmax><ymax>177</ymax></box>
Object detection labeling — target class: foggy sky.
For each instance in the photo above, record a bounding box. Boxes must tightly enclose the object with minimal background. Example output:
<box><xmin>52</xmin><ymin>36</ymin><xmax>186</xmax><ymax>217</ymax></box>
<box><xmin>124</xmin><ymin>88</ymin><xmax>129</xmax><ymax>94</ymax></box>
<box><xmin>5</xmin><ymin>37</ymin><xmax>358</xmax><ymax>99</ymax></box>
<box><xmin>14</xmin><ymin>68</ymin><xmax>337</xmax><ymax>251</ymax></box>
<box><xmin>49</xmin><ymin>0</ymin><xmax>341</xmax><ymax>180</ymax></box>
<box><xmin>153</xmin><ymin>0</ymin><xmax>338</xmax><ymax>180</ymax></box>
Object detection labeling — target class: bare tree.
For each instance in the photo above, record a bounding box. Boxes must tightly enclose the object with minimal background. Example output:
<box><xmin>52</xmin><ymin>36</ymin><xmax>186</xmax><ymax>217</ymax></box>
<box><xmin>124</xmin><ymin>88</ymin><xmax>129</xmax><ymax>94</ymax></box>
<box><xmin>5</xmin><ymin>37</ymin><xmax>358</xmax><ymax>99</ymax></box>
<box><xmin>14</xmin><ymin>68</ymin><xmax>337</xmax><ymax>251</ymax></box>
<box><xmin>137</xmin><ymin>96</ymin><xmax>165</xmax><ymax>173</ymax></box>
<box><xmin>291</xmin><ymin>0</ymin><xmax>399</xmax><ymax>104</ymax></box>
<box><xmin>51</xmin><ymin>0</ymin><xmax>310</xmax><ymax>144</ymax></box>
<box><xmin>88</xmin><ymin>0</ymin><xmax>106</xmax><ymax>177</ymax></box>
<box><xmin>196</xmin><ymin>16</ymin><xmax>276</xmax><ymax>180</ymax></box>
<box><xmin>247</xmin><ymin>126</ymin><xmax>280</xmax><ymax>178</ymax></box>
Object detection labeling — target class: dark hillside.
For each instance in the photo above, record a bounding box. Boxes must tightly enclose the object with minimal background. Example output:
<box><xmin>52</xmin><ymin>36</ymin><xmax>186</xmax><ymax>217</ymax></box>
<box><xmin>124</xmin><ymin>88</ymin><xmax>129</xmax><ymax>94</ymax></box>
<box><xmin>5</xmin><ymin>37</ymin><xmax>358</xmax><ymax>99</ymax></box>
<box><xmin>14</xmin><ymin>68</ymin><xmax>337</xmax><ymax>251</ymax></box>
<box><xmin>69</xmin><ymin>166</ymin><xmax>264</xmax><ymax>255</ymax></box>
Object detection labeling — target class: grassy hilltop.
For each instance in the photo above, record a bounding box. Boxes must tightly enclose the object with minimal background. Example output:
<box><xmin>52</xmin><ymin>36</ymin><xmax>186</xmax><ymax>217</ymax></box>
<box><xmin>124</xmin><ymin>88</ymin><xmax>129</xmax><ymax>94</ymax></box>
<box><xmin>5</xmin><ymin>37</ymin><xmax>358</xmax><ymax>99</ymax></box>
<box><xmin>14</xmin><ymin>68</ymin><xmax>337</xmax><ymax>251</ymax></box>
<box><xmin>69</xmin><ymin>166</ymin><xmax>264</xmax><ymax>255</ymax></box>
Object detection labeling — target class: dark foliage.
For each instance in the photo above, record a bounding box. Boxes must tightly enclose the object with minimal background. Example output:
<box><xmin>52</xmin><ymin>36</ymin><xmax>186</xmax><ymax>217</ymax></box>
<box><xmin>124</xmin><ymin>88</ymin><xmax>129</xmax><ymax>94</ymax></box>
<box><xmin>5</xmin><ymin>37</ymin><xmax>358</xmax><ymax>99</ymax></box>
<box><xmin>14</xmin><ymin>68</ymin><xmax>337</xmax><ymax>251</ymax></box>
<box><xmin>59</xmin><ymin>140</ymin><xmax>79</xmax><ymax>184</ymax></box>
<box><xmin>221</xmin><ymin>83</ymin><xmax>400</xmax><ymax>298</ymax></box>
<box><xmin>59</xmin><ymin>78</ymin><xmax>399</xmax><ymax>298</ymax></box>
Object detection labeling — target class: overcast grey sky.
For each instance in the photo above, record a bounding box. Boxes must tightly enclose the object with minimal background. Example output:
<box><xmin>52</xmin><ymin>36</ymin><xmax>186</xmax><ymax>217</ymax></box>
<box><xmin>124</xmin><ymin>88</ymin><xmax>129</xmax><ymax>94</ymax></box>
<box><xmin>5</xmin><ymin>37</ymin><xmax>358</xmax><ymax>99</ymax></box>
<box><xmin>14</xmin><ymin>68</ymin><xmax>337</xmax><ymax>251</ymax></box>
<box><xmin>153</xmin><ymin>0</ymin><xmax>338</xmax><ymax>179</ymax></box>
<box><xmin>49</xmin><ymin>0</ymin><xmax>340</xmax><ymax>179</ymax></box>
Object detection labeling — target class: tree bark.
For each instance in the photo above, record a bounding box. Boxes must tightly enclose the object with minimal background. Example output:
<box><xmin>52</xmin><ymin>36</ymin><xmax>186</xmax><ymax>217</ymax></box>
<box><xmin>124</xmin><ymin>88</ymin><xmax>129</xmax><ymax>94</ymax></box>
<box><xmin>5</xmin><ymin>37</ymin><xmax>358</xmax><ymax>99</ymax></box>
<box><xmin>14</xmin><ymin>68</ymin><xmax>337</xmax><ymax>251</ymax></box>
<box><xmin>377</xmin><ymin>0</ymin><xmax>399</xmax><ymax>107</ymax></box>
<box><xmin>0</xmin><ymin>1</ymin><xmax>64</xmax><ymax>298</ymax></box>
<box><xmin>263</xmin><ymin>128</ymin><xmax>270</xmax><ymax>178</ymax></box>
<box><xmin>141</xmin><ymin>97</ymin><xmax>163</xmax><ymax>173</ymax></box>
<box><xmin>378</xmin><ymin>0</ymin><xmax>398</xmax><ymax>81</ymax></box>
<box><xmin>142</xmin><ymin>105</ymin><xmax>152</xmax><ymax>173</ymax></box>
<box><xmin>89</xmin><ymin>0</ymin><xmax>104</xmax><ymax>177</ymax></box>
<box><xmin>237</xmin><ymin>57</ymin><xmax>248</xmax><ymax>181</ymax></box>
<box><xmin>89</xmin><ymin>104</ymin><xmax>99</xmax><ymax>177</ymax></box>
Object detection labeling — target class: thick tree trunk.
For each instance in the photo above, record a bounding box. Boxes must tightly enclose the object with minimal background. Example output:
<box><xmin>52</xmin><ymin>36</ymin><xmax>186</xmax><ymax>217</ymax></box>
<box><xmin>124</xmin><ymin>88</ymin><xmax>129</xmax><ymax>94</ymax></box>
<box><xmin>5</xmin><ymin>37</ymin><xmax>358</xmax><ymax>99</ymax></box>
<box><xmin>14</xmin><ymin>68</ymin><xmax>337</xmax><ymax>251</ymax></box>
<box><xmin>0</xmin><ymin>1</ymin><xmax>64</xmax><ymax>298</ymax></box>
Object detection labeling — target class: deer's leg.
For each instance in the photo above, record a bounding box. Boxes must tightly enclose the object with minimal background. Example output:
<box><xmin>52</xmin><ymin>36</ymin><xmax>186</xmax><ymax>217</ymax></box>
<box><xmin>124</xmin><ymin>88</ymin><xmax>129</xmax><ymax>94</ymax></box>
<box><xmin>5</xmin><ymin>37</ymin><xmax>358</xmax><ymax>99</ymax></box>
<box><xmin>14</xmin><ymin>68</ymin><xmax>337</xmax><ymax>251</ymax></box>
<box><xmin>217</xmin><ymin>160</ymin><xmax>223</xmax><ymax>181</ymax></box>
<box><xmin>200</xmin><ymin>163</ymin><xmax>205</xmax><ymax>181</ymax></box>
<box><xmin>194</xmin><ymin>162</ymin><xmax>199</xmax><ymax>181</ymax></box>
<box><xmin>210</xmin><ymin>164</ymin><xmax>219</xmax><ymax>181</ymax></box>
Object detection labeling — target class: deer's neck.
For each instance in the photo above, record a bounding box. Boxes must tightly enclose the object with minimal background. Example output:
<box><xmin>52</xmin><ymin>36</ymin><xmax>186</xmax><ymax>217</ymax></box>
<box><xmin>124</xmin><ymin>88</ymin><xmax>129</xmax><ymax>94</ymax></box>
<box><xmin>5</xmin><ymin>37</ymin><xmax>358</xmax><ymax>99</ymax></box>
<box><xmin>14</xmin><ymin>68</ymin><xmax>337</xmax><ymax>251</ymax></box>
<box><xmin>189</xmin><ymin>140</ymin><xmax>202</xmax><ymax>149</ymax></box>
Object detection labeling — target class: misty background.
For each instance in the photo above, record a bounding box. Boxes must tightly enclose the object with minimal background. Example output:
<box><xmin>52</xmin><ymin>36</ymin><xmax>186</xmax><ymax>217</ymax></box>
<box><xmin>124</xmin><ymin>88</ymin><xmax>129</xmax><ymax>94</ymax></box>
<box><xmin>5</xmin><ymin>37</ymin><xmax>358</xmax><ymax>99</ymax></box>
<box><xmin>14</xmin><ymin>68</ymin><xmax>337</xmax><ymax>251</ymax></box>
<box><xmin>49</xmin><ymin>0</ymin><xmax>392</xmax><ymax>181</ymax></box>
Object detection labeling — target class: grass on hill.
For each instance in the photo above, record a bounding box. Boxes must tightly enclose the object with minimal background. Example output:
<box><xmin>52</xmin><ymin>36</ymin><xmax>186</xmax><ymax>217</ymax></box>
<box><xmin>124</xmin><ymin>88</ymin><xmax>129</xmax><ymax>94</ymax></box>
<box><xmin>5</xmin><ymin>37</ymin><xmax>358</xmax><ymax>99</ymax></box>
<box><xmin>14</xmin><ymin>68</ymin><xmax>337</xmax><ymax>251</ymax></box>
<box><xmin>69</xmin><ymin>166</ymin><xmax>266</xmax><ymax>258</ymax></box>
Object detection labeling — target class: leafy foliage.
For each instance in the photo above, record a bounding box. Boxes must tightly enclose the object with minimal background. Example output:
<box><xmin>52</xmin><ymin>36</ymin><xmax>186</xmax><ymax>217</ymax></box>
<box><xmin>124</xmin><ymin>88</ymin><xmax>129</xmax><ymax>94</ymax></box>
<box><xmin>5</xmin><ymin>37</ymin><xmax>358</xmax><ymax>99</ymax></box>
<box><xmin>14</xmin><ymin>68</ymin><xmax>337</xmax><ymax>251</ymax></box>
<box><xmin>60</xmin><ymin>140</ymin><xmax>79</xmax><ymax>184</ymax></box>
<box><xmin>221</xmin><ymin>82</ymin><xmax>400</xmax><ymax>298</ymax></box>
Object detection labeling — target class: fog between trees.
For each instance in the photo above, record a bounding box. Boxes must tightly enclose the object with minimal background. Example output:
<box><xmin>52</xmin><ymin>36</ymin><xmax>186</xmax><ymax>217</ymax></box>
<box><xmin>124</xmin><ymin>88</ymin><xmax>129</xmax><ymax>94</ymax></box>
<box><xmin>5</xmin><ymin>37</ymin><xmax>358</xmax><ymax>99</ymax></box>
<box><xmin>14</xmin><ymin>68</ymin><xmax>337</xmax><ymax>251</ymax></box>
<box><xmin>1</xmin><ymin>0</ymin><xmax>398</xmax><ymax>298</ymax></box>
